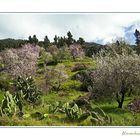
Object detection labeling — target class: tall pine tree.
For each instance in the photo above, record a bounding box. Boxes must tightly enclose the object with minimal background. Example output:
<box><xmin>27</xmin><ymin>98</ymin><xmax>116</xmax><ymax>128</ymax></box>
<box><xmin>44</xmin><ymin>35</ymin><xmax>50</xmax><ymax>49</ymax></box>
<box><xmin>134</xmin><ymin>29</ymin><xmax>140</xmax><ymax>46</ymax></box>
<box><xmin>67</xmin><ymin>31</ymin><xmax>73</xmax><ymax>46</ymax></box>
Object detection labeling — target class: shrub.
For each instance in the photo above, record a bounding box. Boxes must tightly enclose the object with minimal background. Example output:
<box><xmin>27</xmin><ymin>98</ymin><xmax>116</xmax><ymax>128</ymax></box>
<box><xmin>93</xmin><ymin>40</ymin><xmax>133</xmax><ymax>58</ymax></box>
<box><xmin>46</xmin><ymin>45</ymin><xmax>72</xmax><ymax>64</ymax></box>
<box><xmin>48</xmin><ymin>101</ymin><xmax>64</xmax><ymax>114</ymax></box>
<box><xmin>91</xmin><ymin>51</ymin><xmax>140</xmax><ymax>108</ymax></box>
<box><xmin>0</xmin><ymin>79</ymin><xmax>11</xmax><ymax>91</ymax></box>
<box><xmin>0</xmin><ymin>63</ymin><xmax>4</xmax><ymax>72</ymax></box>
<box><xmin>45</xmin><ymin>64</ymin><xmax>68</xmax><ymax>92</ymax></box>
<box><xmin>0</xmin><ymin>73</ymin><xmax>13</xmax><ymax>91</ymax></box>
<box><xmin>74</xmin><ymin>94</ymin><xmax>91</xmax><ymax>107</ymax></box>
<box><xmin>38</xmin><ymin>50</ymin><xmax>53</xmax><ymax>67</ymax></box>
<box><xmin>56</xmin><ymin>47</ymin><xmax>72</xmax><ymax>62</ymax></box>
<box><xmin>72</xmin><ymin>63</ymin><xmax>87</xmax><ymax>72</ymax></box>
<box><xmin>126</xmin><ymin>99</ymin><xmax>140</xmax><ymax>114</ymax></box>
<box><xmin>73</xmin><ymin>69</ymin><xmax>94</xmax><ymax>91</ymax></box>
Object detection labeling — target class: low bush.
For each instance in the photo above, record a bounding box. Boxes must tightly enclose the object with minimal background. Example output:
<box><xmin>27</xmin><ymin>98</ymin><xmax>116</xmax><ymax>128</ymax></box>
<box><xmin>0</xmin><ymin>79</ymin><xmax>11</xmax><ymax>91</ymax></box>
<box><xmin>72</xmin><ymin>63</ymin><xmax>87</xmax><ymax>72</ymax></box>
<box><xmin>38</xmin><ymin>51</ymin><xmax>53</xmax><ymax>67</ymax></box>
<box><xmin>45</xmin><ymin>64</ymin><xmax>68</xmax><ymax>92</ymax></box>
<box><xmin>72</xmin><ymin>69</ymin><xmax>94</xmax><ymax>91</ymax></box>
<box><xmin>126</xmin><ymin>99</ymin><xmax>140</xmax><ymax>114</ymax></box>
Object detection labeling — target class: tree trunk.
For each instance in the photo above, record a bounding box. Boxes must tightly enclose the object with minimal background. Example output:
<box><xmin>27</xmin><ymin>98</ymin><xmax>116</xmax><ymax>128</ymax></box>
<box><xmin>117</xmin><ymin>90</ymin><xmax>125</xmax><ymax>108</ymax></box>
<box><xmin>118</xmin><ymin>100</ymin><xmax>123</xmax><ymax>108</ymax></box>
<box><xmin>128</xmin><ymin>88</ymin><xmax>133</xmax><ymax>97</ymax></box>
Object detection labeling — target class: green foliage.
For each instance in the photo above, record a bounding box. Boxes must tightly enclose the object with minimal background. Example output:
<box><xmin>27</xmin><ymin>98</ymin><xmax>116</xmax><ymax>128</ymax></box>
<box><xmin>44</xmin><ymin>35</ymin><xmax>50</xmax><ymax>50</ymax></box>
<box><xmin>15</xmin><ymin>76</ymin><xmax>41</xmax><ymax>104</ymax></box>
<box><xmin>0</xmin><ymin>79</ymin><xmax>11</xmax><ymax>91</ymax></box>
<box><xmin>77</xmin><ymin>37</ymin><xmax>85</xmax><ymax>45</ymax></box>
<box><xmin>31</xmin><ymin>112</ymin><xmax>44</xmax><ymax>120</ymax></box>
<box><xmin>82</xmin><ymin>42</ymin><xmax>103</xmax><ymax>57</ymax></box>
<box><xmin>0</xmin><ymin>91</ymin><xmax>17</xmax><ymax>117</ymax></box>
<box><xmin>61</xmin><ymin>80</ymin><xmax>81</xmax><ymax>91</ymax></box>
<box><xmin>28</xmin><ymin>35</ymin><xmax>38</xmax><ymax>44</ymax></box>
<box><xmin>73</xmin><ymin>69</ymin><xmax>94</xmax><ymax>91</ymax></box>
<box><xmin>0</xmin><ymin>38</ymin><xmax>27</xmax><ymax>51</ymax></box>
<box><xmin>134</xmin><ymin>29</ymin><xmax>140</xmax><ymax>47</ymax></box>
<box><xmin>45</xmin><ymin>64</ymin><xmax>68</xmax><ymax>92</ymax></box>
<box><xmin>14</xmin><ymin>90</ymin><xmax>24</xmax><ymax>112</ymax></box>
<box><xmin>48</xmin><ymin>101</ymin><xmax>64</xmax><ymax>114</ymax></box>
<box><xmin>91</xmin><ymin>107</ymin><xmax>112</xmax><ymax>125</ymax></box>
<box><xmin>0</xmin><ymin>72</ymin><xmax>13</xmax><ymax>91</ymax></box>
<box><xmin>0</xmin><ymin>90</ymin><xmax>25</xmax><ymax>117</ymax></box>
<box><xmin>94</xmin><ymin>40</ymin><xmax>133</xmax><ymax>58</ymax></box>
<box><xmin>0</xmin><ymin>63</ymin><xmax>4</xmax><ymax>71</ymax></box>
<box><xmin>72</xmin><ymin>63</ymin><xmax>88</xmax><ymax>72</ymax></box>
<box><xmin>54</xmin><ymin>35</ymin><xmax>58</xmax><ymax>45</ymax></box>
<box><xmin>56</xmin><ymin>47</ymin><xmax>72</xmax><ymax>62</ymax></box>
<box><xmin>67</xmin><ymin>31</ymin><xmax>73</xmax><ymax>46</ymax></box>
<box><xmin>48</xmin><ymin>101</ymin><xmax>90</xmax><ymax>121</ymax></box>
<box><xmin>57</xmin><ymin>37</ymin><xmax>65</xmax><ymax>48</ymax></box>
<box><xmin>38</xmin><ymin>50</ymin><xmax>53</xmax><ymax>67</ymax></box>
<box><xmin>63</xmin><ymin>102</ymin><xmax>84</xmax><ymax>120</ymax></box>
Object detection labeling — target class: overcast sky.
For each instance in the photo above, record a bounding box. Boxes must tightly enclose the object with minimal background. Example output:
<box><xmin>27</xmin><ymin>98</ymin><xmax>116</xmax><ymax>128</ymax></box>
<box><xmin>0</xmin><ymin>13</ymin><xmax>140</xmax><ymax>44</ymax></box>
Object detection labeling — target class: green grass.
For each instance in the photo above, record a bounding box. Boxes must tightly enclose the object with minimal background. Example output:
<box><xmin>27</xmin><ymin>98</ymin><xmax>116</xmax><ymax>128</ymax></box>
<box><xmin>0</xmin><ymin>93</ymin><xmax>140</xmax><ymax>126</ymax></box>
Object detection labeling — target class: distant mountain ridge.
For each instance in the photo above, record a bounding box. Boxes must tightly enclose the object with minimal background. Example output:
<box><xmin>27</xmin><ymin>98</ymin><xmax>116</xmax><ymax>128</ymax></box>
<box><xmin>82</xmin><ymin>42</ymin><xmax>105</xmax><ymax>57</ymax></box>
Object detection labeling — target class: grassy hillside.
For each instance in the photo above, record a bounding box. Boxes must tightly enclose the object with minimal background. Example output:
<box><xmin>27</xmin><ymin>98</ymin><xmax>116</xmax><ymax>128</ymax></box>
<box><xmin>0</xmin><ymin>40</ymin><xmax>140</xmax><ymax>126</ymax></box>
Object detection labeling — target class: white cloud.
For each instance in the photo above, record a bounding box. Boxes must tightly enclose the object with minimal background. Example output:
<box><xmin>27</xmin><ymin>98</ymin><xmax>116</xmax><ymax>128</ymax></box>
<box><xmin>0</xmin><ymin>13</ymin><xmax>140</xmax><ymax>44</ymax></box>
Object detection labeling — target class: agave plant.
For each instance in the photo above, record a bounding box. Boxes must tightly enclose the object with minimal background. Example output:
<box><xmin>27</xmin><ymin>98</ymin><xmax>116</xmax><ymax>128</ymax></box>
<box><xmin>63</xmin><ymin>102</ymin><xmax>90</xmax><ymax>121</ymax></box>
<box><xmin>14</xmin><ymin>90</ymin><xmax>24</xmax><ymax>112</ymax></box>
<box><xmin>15</xmin><ymin>76</ymin><xmax>41</xmax><ymax>104</ymax></box>
<box><xmin>48</xmin><ymin>101</ymin><xmax>64</xmax><ymax>114</ymax></box>
<box><xmin>90</xmin><ymin>107</ymin><xmax>112</xmax><ymax>125</ymax></box>
<box><xmin>0</xmin><ymin>91</ymin><xmax>17</xmax><ymax>117</ymax></box>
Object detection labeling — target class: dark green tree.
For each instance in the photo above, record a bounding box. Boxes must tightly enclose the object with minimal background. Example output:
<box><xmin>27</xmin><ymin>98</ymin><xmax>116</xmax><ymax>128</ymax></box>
<box><xmin>134</xmin><ymin>29</ymin><xmax>140</xmax><ymax>46</ymax></box>
<box><xmin>44</xmin><ymin>35</ymin><xmax>50</xmax><ymax>49</ymax></box>
<box><xmin>57</xmin><ymin>37</ymin><xmax>64</xmax><ymax>48</ymax></box>
<box><xmin>32</xmin><ymin>35</ymin><xmax>38</xmax><ymax>45</ymax></box>
<box><xmin>67</xmin><ymin>31</ymin><xmax>73</xmax><ymax>46</ymax></box>
<box><xmin>77</xmin><ymin>37</ymin><xmax>85</xmax><ymax>45</ymax></box>
<box><xmin>54</xmin><ymin>35</ymin><xmax>58</xmax><ymax>45</ymax></box>
<box><xmin>28</xmin><ymin>36</ymin><xmax>33</xmax><ymax>43</ymax></box>
<box><xmin>63</xmin><ymin>36</ymin><xmax>67</xmax><ymax>43</ymax></box>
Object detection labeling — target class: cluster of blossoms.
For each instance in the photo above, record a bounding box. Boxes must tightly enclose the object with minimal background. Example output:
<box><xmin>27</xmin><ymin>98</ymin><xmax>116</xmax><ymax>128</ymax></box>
<box><xmin>0</xmin><ymin>43</ymin><xmax>40</xmax><ymax>77</ymax></box>
<box><xmin>69</xmin><ymin>44</ymin><xmax>85</xmax><ymax>60</ymax></box>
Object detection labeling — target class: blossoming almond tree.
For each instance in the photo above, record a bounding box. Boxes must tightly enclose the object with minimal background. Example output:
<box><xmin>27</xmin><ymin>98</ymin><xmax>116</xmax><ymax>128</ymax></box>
<box><xmin>91</xmin><ymin>51</ymin><xmax>140</xmax><ymax>108</ymax></box>
<box><xmin>0</xmin><ymin>43</ymin><xmax>40</xmax><ymax>77</ymax></box>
